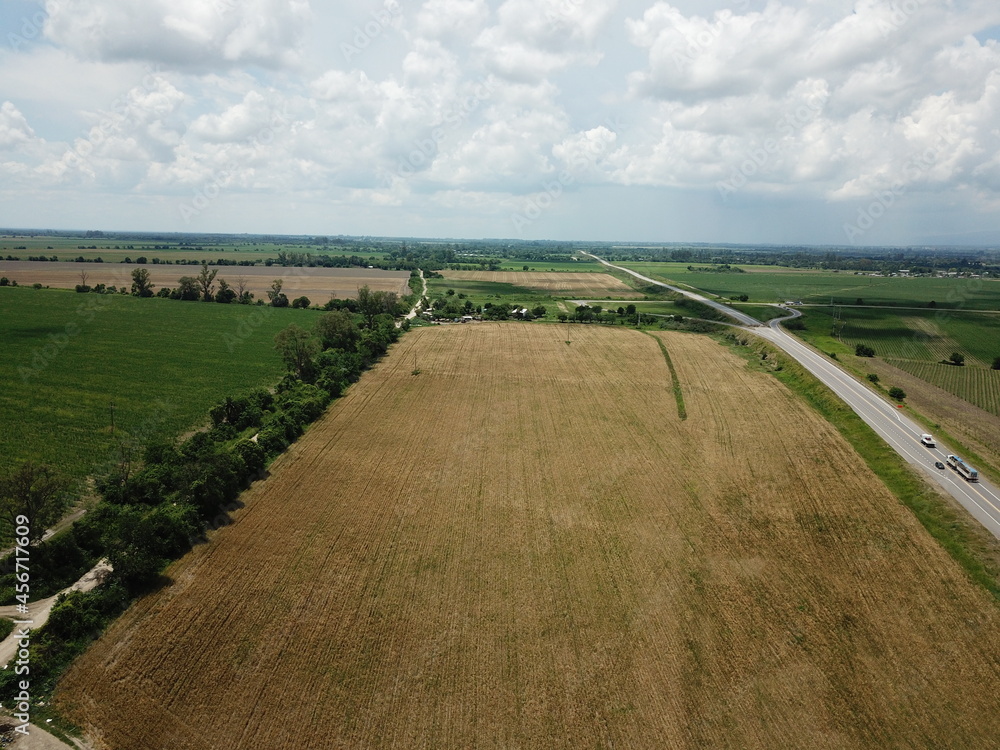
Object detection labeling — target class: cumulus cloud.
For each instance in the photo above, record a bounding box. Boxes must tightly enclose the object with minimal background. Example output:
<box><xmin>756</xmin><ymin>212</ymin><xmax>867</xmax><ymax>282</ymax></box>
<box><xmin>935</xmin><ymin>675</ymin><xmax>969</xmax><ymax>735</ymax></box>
<box><xmin>0</xmin><ymin>102</ymin><xmax>36</xmax><ymax>148</ymax></box>
<box><xmin>43</xmin><ymin>0</ymin><xmax>311</xmax><ymax>69</ymax></box>
<box><xmin>2</xmin><ymin>0</ymin><xmax>1000</xmax><ymax>242</ymax></box>
<box><xmin>475</xmin><ymin>0</ymin><xmax>618</xmax><ymax>81</ymax></box>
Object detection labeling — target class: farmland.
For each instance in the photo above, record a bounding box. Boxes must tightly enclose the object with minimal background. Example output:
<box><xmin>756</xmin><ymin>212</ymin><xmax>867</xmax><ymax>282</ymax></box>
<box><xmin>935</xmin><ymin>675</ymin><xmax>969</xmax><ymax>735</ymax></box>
<box><xmin>0</xmin><ymin>261</ymin><xmax>410</xmax><ymax>302</ymax></box>
<box><xmin>886</xmin><ymin>360</ymin><xmax>1000</xmax><ymax>417</ymax></box>
<box><xmin>616</xmin><ymin>262</ymin><xmax>1000</xmax><ymax>309</ymax></box>
<box><xmin>439</xmin><ymin>270</ymin><xmax>641</xmax><ymax>298</ymax></box>
<box><xmin>0</xmin><ymin>287</ymin><xmax>307</xmax><ymax>481</ymax></box>
<box><xmin>56</xmin><ymin>324</ymin><xmax>1000</xmax><ymax>749</ymax></box>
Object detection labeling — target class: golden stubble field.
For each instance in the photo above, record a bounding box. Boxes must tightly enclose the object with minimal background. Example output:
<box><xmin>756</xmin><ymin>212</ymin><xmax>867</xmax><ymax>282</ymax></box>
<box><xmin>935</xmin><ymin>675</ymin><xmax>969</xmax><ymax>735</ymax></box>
<box><xmin>55</xmin><ymin>324</ymin><xmax>1000</xmax><ymax>749</ymax></box>
<box><xmin>0</xmin><ymin>261</ymin><xmax>410</xmax><ymax>301</ymax></box>
<box><xmin>441</xmin><ymin>269</ymin><xmax>641</xmax><ymax>297</ymax></box>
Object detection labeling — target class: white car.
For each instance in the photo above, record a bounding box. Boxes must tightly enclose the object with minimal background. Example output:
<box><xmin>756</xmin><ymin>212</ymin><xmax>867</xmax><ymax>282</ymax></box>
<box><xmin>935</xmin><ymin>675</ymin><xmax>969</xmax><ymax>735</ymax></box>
<box><xmin>920</xmin><ymin>434</ymin><xmax>936</xmax><ymax>447</ymax></box>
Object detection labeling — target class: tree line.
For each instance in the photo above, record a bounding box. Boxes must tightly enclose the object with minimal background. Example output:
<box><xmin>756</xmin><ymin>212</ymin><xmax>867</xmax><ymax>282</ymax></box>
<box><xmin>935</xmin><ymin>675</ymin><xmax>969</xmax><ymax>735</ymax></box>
<box><xmin>0</xmin><ymin>286</ymin><xmax>406</xmax><ymax>703</ymax></box>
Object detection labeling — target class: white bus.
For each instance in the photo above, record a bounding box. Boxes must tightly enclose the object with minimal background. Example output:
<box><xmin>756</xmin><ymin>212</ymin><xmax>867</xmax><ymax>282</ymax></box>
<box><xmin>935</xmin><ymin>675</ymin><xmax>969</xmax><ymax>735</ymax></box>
<box><xmin>946</xmin><ymin>455</ymin><xmax>979</xmax><ymax>482</ymax></box>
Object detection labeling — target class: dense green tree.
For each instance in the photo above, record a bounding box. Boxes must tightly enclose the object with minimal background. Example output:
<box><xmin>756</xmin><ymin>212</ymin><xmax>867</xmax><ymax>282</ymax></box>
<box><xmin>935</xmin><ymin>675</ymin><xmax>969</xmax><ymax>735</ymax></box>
<box><xmin>172</xmin><ymin>276</ymin><xmax>199</xmax><ymax>301</ymax></box>
<box><xmin>315</xmin><ymin>310</ymin><xmax>360</xmax><ymax>351</ymax></box>
<box><xmin>357</xmin><ymin>285</ymin><xmax>398</xmax><ymax>327</ymax></box>
<box><xmin>888</xmin><ymin>386</ymin><xmax>906</xmax><ymax>401</ymax></box>
<box><xmin>274</xmin><ymin>324</ymin><xmax>319</xmax><ymax>380</ymax></box>
<box><xmin>0</xmin><ymin>463</ymin><xmax>71</xmax><ymax>544</ymax></box>
<box><xmin>215</xmin><ymin>279</ymin><xmax>236</xmax><ymax>303</ymax></box>
<box><xmin>130</xmin><ymin>267</ymin><xmax>154</xmax><ymax>297</ymax></box>
<box><xmin>949</xmin><ymin>352</ymin><xmax>965</xmax><ymax>366</ymax></box>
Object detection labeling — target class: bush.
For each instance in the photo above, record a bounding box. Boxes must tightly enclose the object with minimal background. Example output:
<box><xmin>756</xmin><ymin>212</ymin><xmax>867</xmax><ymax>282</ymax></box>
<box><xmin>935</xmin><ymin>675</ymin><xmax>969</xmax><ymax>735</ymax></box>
<box><xmin>256</xmin><ymin>425</ymin><xmax>289</xmax><ymax>456</ymax></box>
<box><xmin>888</xmin><ymin>386</ymin><xmax>906</xmax><ymax>401</ymax></box>
<box><xmin>855</xmin><ymin>343</ymin><xmax>875</xmax><ymax>357</ymax></box>
<box><xmin>867</xmin><ymin>373</ymin><xmax>879</xmax><ymax>383</ymax></box>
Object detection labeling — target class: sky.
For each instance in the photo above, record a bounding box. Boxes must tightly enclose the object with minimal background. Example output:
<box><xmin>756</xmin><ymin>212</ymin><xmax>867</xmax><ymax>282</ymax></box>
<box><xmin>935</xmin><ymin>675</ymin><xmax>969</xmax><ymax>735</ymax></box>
<box><xmin>1</xmin><ymin>0</ymin><xmax>1000</xmax><ymax>246</ymax></box>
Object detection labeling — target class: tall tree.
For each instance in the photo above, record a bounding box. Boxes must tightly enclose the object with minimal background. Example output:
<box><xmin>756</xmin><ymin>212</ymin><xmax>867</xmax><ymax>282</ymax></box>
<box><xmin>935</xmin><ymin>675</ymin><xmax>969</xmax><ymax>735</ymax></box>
<box><xmin>268</xmin><ymin>279</ymin><xmax>289</xmax><ymax>307</ymax></box>
<box><xmin>274</xmin><ymin>325</ymin><xmax>319</xmax><ymax>380</ymax></box>
<box><xmin>356</xmin><ymin>285</ymin><xmax>397</xmax><ymax>328</ymax></box>
<box><xmin>0</xmin><ymin>463</ymin><xmax>71</xmax><ymax>544</ymax></box>
<box><xmin>234</xmin><ymin>275</ymin><xmax>252</xmax><ymax>304</ymax></box>
<box><xmin>215</xmin><ymin>278</ymin><xmax>236</xmax><ymax>303</ymax></box>
<box><xmin>196</xmin><ymin>262</ymin><xmax>218</xmax><ymax>302</ymax></box>
<box><xmin>314</xmin><ymin>310</ymin><xmax>360</xmax><ymax>351</ymax></box>
<box><xmin>131</xmin><ymin>267</ymin><xmax>154</xmax><ymax>297</ymax></box>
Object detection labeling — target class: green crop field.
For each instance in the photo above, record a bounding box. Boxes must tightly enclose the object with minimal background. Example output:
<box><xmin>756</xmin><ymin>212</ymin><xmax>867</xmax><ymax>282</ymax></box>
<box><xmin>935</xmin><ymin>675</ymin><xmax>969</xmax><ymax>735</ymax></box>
<box><xmin>0</xmin><ymin>234</ymin><xmax>387</xmax><ymax>263</ymax></box>
<box><xmin>886</xmin><ymin>360</ymin><xmax>1000</xmax><ymax>416</ymax></box>
<box><xmin>616</xmin><ymin>262</ymin><xmax>1000</xmax><ymax>310</ymax></box>
<box><xmin>789</xmin><ymin>307</ymin><xmax>1000</xmax><ymax>364</ymax></box>
<box><xmin>0</xmin><ymin>287</ymin><xmax>309</xmax><ymax>483</ymax></box>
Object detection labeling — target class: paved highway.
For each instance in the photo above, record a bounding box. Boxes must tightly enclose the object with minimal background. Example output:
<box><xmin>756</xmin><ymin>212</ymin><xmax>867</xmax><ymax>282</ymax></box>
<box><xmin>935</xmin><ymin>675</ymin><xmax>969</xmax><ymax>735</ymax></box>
<box><xmin>588</xmin><ymin>254</ymin><xmax>1000</xmax><ymax>539</ymax></box>
<box><xmin>582</xmin><ymin>253</ymin><xmax>762</xmax><ymax>326</ymax></box>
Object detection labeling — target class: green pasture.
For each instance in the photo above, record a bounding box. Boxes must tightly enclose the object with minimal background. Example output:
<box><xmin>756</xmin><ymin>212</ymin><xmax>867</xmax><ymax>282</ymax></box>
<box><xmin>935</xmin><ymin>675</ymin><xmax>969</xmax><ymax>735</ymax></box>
<box><xmin>0</xmin><ymin>287</ymin><xmax>309</xmax><ymax>483</ymax></box>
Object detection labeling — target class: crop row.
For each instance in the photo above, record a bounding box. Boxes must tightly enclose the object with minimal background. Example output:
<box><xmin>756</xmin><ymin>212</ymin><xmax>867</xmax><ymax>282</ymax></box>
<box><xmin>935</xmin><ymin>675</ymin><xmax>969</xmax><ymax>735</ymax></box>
<box><xmin>885</xmin><ymin>359</ymin><xmax>1000</xmax><ymax>416</ymax></box>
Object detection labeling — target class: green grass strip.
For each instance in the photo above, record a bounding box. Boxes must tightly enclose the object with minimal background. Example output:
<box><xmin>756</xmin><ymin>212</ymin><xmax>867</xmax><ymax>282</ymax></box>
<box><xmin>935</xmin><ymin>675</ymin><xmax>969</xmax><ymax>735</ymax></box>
<box><xmin>643</xmin><ymin>331</ymin><xmax>687</xmax><ymax>420</ymax></box>
<box><xmin>718</xmin><ymin>333</ymin><xmax>1000</xmax><ymax>603</ymax></box>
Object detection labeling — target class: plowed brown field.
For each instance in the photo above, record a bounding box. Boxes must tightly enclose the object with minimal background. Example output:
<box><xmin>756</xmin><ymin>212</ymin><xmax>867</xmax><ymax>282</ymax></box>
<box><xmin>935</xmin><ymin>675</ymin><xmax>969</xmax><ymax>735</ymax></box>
<box><xmin>55</xmin><ymin>325</ymin><xmax>1000</xmax><ymax>749</ymax></box>
<box><xmin>441</xmin><ymin>270</ymin><xmax>640</xmax><ymax>296</ymax></box>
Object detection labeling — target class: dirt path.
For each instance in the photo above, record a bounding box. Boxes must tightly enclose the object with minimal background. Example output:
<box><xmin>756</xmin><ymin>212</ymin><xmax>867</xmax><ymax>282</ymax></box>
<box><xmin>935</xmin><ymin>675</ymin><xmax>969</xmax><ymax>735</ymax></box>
<box><xmin>0</xmin><ymin>562</ymin><xmax>111</xmax><ymax>667</ymax></box>
<box><xmin>0</xmin><ymin>563</ymin><xmax>108</xmax><ymax>750</ymax></box>
<box><xmin>399</xmin><ymin>269</ymin><xmax>427</xmax><ymax>327</ymax></box>
<box><xmin>1</xmin><ymin>508</ymin><xmax>89</xmax><ymax>560</ymax></box>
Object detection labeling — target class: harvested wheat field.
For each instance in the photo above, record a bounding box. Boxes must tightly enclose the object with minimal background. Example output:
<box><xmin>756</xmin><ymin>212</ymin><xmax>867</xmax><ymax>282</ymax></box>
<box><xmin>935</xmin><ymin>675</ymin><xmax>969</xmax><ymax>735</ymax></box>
<box><xmin>441</xmin><ymin>269</ymin><xmax>641</xmax><ymax>297</ymax></box>
<box><xmin>0</xmin><ymin>261</ymin><xmax>410</xmax><ymax>300</ymax></box>
<box><xmin>55</xmin><ymin>324</ymin><xmax>1000</xmax><ymax>749</ymax></box>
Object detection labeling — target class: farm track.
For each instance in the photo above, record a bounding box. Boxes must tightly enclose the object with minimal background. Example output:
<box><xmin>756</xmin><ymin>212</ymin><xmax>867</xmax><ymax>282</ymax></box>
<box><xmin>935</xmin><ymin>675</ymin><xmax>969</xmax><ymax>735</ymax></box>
<box><xmin>55</xmin><ymin>324</ymin><xmax>1000</xmax><ymax>749</ymax></box>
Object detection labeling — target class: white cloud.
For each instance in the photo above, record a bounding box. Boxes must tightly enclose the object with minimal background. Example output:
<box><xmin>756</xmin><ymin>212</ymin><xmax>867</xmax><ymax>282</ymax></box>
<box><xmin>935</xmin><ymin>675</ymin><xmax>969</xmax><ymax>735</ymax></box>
<box><xmin>1</xmin><ymin>0</ymin><xmax>999</xmax><ymax>243</ymax></box>
<box><xmin>0</xmin><ymin>102</ymin><xmax>36</xmax><ymax>148</ymax></box>
<box><xmin>43</xmin><ymin>0</ymin><xmax>311</xmax><ymax>69</ymax></box>
<box><xmin>474</xmin><ymin>0</ymin><xmax>617</xmax><ymax>81</ymax></box>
